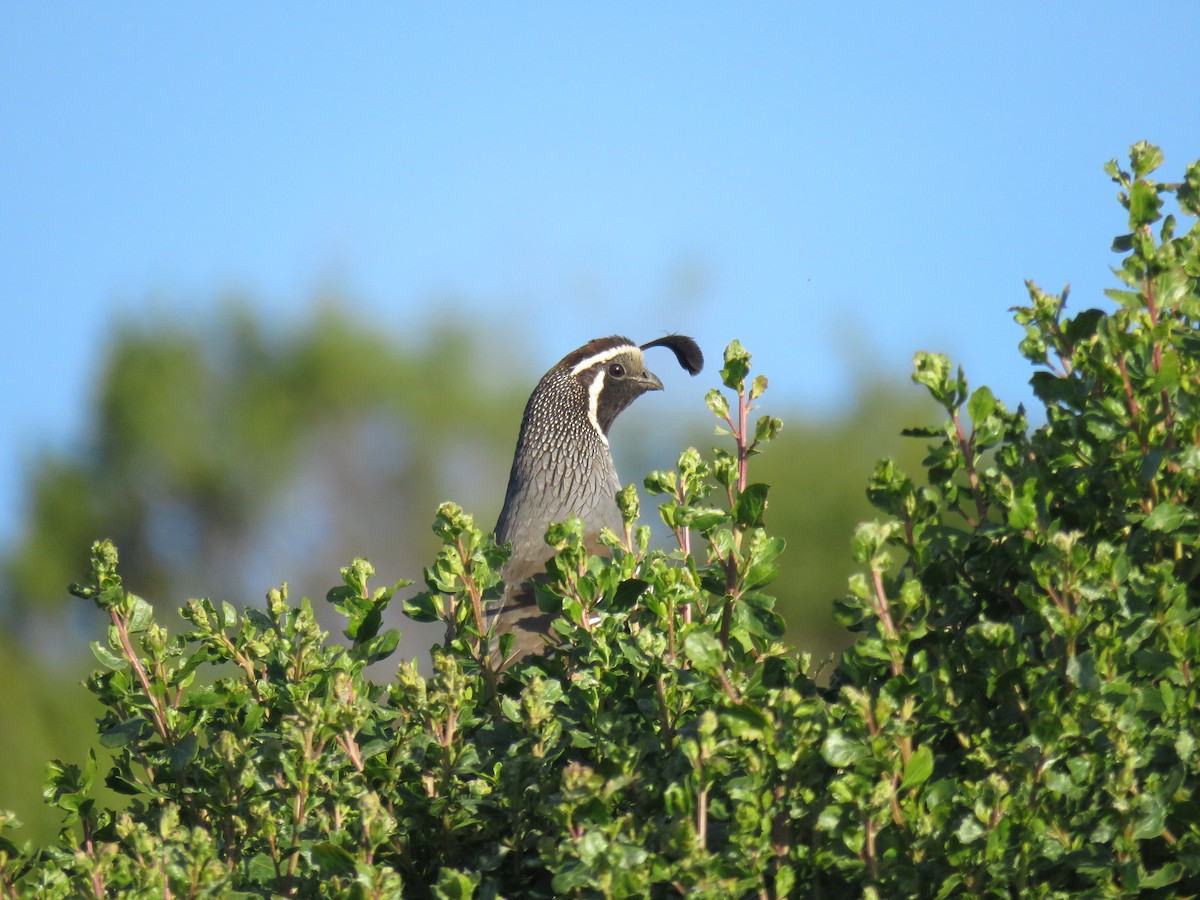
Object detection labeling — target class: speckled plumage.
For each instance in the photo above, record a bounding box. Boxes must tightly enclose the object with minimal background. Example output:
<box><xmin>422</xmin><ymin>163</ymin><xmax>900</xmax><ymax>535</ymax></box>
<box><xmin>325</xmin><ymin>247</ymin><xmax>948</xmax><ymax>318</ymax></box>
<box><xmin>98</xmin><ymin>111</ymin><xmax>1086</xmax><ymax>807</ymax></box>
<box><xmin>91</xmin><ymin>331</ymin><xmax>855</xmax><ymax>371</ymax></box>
<box><xmin>490</xmin><ymin>334</ymin><xmax>702</xmax><ymax>666</ymax></box>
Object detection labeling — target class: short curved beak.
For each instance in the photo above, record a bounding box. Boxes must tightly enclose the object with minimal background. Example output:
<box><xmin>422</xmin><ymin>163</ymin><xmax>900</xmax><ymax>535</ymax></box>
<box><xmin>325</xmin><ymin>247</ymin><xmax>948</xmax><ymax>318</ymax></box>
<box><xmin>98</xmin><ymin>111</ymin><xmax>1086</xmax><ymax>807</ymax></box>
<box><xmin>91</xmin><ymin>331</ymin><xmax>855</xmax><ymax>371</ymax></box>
<box><xmin>635</xmin><ymin>370</ymin><xmax>664</xmax><ymax>392</ymax></box>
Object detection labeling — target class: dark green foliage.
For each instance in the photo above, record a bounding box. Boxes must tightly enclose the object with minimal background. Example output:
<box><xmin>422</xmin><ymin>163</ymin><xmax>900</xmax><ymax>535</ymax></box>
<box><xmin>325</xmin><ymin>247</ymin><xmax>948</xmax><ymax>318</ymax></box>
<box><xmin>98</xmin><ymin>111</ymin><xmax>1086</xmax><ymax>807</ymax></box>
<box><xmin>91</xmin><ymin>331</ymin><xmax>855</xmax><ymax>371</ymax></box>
<box><xmin>3</xmin><ymin>143</ymin><xmax>1200</xmax><ymax>897</ymax></box>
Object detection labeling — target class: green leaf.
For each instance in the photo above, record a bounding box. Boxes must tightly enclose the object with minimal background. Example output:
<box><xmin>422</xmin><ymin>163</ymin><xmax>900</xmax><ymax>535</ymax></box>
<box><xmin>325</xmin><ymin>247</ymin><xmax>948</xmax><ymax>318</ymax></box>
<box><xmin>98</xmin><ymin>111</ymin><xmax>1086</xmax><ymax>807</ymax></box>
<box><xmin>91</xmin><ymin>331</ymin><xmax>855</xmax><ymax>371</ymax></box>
<box><xmin>1138</xmin><ymin>448</ymin><xmax>1166</xmax><ymax>485</ymax></box>
<box><xmin>742</xmin><ymin>560</ymin><xmax>780</xmax><ymax>591</ymax></box>
<box><xmin>311</xmin><ymin>841</ymin><xmax>357</xmax><ymax>876</ymax></box>
<box><xmin>99</xmin><ymin>717</ymin><xmax>145</xmax><ymax>749</ymax></box>
<box><xmin>325</xmin><ymin>584</ymin><xmax>359</xmax><ymax>614</ymax></box>
<box><xmin>734</xmin><ymin>483</ymin><xmax>769</xmax><ymax>528</ymax></box>
<box><xmin>913</xmin><ymin>351</ymin><xmax>949</xmax><ymax>392</ymax></box>
<box><xmin>820</xmin><ymin>730</ymin><xmax>867</xmax><ymax>767</ymax></box>
<box><xmin>774</xmin><ymin>865</ymin><xmax>795</xmax><ymax>896</ymax></box>
<box><xmin>1128</xmin><ymin>180</ymin><xmax>1163</xmax><ymax>229</ymax></box>
<box><xmin>170</xmin><ymin>732</ymin><xmax>199</xmax><ymax>772</ymax></box>
<box><xmin>403</xmin><ymin>591</ymin><xmax>441</xmax><ymax>623</ymax></box>
<box><xmin>683</xmin><ymin>630</ymin><xmax>724</xmax><ymax>673</ymax></box>
<box><xmin>1066</xmin><ymin>652</ymin><xmax>1100</xmax><ymax>691</ymax></box>
<box><xmin>90</xmin><ymin>640</ymin><xmax>126</xmax><ymax>670</ymax></box>
<box><xmin>720</xmin><ymin>340</ymin><xmax>751</xmax><ymax>391</ymax></box>
<box><xmin>355</xmin><ymin>628</ymin><xmax>401</xmax><ymax>665</ymax></box>
<box><xmin>1129</xmin><ymin>140</ymin><xmax>1164</xmax><ymax>179</ymax></box>
<box><xmin>1110</xmin><ymin>233</ymin><xmax>1136</xmax><ymax>254</ymax></box>
<box><xmin>1142</xmin><ymin>502</ymin><xmax>1195</xmax><ymax>533</ymax></box>
<box><xmin>432</xmin><ymin>867</ymin><xmax>479</xmax><ymax>900</ymax></box>
<box><xmin>126</xmin><ymin>594</ymin><xmax>154</xmax><ymax>632</ymax></box>
<box><xmin>500</xmin><ymin>695</ymin><xmax>521</xmax><ymax>723</ymax></box>
<box><xmin>967</xmin><ymin>385</ymin><xmax>995</xmax><ymax>425</ymax></box>
<box><xmin>1141</xmin><ymin>863</ymin><xmax>1184</xmax><ymax>889</ymax></box>
<box><xmin>956</xmin><ymin>816</ymin><xmax>986</xmax><ymax>844</ymax></box>
<box><xmin>753</xmin><ymin>414</ymin><xmax>783</xmax><ymax>446</ymax></box>
<box><xmin>1030</xmin><ymin>371</ymin><xmax>1085</xmax><ymax>408</ymax></box>
<box><xmin>705</xmin><ymin>388</ymin><xmax>730</xmax><ymax>421</ymax></box>
<box><xmin>643</xmin><ymin>470</ymin><xmax>676</xmax><ymax>495</ymax></box>
<box><xmin>721</xmin><ymin>704</ymin><xmax>771</xmax><ymax>741</ymax></box>
<box><xmin>616</xmin><ymin>482</ymin><xmax>640</xmax><ymax>523</ymax></box>
<box><xmin>610</xmin><ymin>578</ymin><xmax>649</xmax><ymax>611</ymax></box>
<box><xmin>1007</xmin><ymin>479</ymin><xmax>1038</xmax><ymax>530</ymax></box>
<box><xmin>900</xmin><ymin>425</ymin><xmax>943</xmax><ymax>438</ymax></box>
<box><xmin>900</xmin><ymin>744</ymin><xmax>934</xmax><ymax>790</ymax></box>
<box><xmin>359</xmin><ymin>739</ymin><xmax>391</xmax><ymax>761</ymax></box>
<box><xmin>1180</xmin><ymin>160</ymin><xmax>1200</xmax><ymax>215</ymax></box>
<box><xmin>815</xmin><ymin>804</ymin><xmax>843</xmax><ymax>832</ymax></box>
<box><xmin>246</xmin><ymin>854</ymin><xmax>276</xmax><ymax>884</ymax></box>
<box><xmin>912</xmin><ymin>351</ymin><xmax>964</xmax><ymax>409</ymax></box>
<box><xmin>689</xmin><ymin>508</ymin><xmax>729</xmax><ymax>533</ymax></box>
<box><xmin>1063</xmin><ymin>308</ymin><xmax>1105</xmax><ymax>343</ymax></box>
<box><xmin>1131</xmin><ymin>793</ymin><xmax>1166</xmax><ymax>840</ymax></box>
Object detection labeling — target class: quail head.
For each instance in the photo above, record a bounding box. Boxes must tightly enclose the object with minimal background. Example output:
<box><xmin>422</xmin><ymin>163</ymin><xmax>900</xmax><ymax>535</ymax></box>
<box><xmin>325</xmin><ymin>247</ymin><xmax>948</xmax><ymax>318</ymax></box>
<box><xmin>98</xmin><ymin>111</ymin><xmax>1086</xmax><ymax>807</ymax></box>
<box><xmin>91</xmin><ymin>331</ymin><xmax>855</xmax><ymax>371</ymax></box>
<box><xmin>490</xmin><ymin>334</ymin><xmax>703</xmax><ymax>666</ymax></box>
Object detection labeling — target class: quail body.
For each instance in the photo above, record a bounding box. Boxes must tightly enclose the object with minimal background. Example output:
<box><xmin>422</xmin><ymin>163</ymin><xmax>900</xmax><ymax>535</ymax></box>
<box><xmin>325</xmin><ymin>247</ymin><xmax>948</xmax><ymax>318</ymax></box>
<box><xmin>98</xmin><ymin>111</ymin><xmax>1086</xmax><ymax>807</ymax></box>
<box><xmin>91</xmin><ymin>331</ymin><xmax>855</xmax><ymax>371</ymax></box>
<box><xmin>491</xmin><ymin>334</ymin><xmax>703</xmax><ymax>666</ymax></box>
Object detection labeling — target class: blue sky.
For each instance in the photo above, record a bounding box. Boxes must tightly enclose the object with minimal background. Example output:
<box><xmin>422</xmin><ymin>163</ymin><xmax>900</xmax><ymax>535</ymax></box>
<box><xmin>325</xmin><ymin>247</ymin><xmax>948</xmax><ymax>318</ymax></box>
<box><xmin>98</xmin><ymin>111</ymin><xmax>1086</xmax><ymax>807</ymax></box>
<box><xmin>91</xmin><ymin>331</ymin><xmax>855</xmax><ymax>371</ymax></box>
<box><xmin>2</xmin><ymin>4</ymin><xmax>1199</xmax><ymax>543</ymax></box>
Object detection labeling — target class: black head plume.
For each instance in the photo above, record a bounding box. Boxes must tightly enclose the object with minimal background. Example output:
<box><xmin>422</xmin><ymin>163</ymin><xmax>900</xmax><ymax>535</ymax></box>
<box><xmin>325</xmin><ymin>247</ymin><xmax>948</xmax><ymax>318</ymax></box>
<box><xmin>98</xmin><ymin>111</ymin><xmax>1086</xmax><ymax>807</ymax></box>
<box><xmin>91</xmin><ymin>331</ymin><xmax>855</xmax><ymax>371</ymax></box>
<box><xmin>640</xmin><ymin>335</ymin><xmax>704</xmax><ymax>376</ymax></box>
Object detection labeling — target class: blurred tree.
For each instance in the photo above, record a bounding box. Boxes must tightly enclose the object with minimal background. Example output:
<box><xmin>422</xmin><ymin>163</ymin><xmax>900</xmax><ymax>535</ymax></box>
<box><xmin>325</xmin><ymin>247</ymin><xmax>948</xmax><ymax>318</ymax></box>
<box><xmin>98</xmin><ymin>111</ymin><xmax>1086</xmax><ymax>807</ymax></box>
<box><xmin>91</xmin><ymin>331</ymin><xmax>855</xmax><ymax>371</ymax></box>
<box><xmin>2</xmin><ymin>303</ymin><xmax>523</xmax><ymax>638</ymax></box>
<box><xmin>0</xmin><ymin>634</ymin><xmax>104</xmax><ymax>846</ymax></box>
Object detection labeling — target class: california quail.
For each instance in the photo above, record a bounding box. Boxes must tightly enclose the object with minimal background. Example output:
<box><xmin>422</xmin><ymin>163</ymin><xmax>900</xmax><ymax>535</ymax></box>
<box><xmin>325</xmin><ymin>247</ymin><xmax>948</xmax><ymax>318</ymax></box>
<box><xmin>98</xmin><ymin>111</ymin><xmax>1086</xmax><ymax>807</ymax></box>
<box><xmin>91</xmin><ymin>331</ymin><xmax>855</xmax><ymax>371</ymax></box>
<box><xmin>490</xmin><ymin>334</ymin><xmax>703</xmax><ymax>666</ymax></box>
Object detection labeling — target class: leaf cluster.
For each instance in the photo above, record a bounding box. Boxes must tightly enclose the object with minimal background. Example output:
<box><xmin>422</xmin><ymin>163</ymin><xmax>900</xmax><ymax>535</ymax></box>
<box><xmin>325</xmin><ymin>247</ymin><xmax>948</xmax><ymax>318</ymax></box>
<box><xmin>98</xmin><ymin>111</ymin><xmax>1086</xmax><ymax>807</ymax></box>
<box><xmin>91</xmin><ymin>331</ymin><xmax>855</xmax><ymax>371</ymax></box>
<box><xmin>3</xmin><ymin>143</ymin><xmax>1200</xmax><ymax>897</ymax></box>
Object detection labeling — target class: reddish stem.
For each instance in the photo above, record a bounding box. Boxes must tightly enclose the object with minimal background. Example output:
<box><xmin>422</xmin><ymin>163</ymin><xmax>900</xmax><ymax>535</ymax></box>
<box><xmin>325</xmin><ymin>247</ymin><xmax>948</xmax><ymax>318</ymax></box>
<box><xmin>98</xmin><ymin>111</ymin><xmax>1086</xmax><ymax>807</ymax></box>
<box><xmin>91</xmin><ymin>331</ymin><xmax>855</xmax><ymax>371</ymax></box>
<box><xmin>1143</xmin><ymin>267</ymin><xmax>1177</xmax><ymax>435</ymax></box>
<box><xmin>951</xmin><ymin>411</ymin><xmax>986</xmax><ymax>527</ymax></box>
<box><xmin>737</xmin><ymin>387</ymin><xmax>750</xmax><ymax>493</ymax></box>
<box><xmin>111</xmin><ymin>609</ymin><xmax>171</xmax><ymax>744</ymax></box>
<box><xmin>870</xmin><ymin>569</ymin><xmax>904</xmax><ymax>678</ymax></box>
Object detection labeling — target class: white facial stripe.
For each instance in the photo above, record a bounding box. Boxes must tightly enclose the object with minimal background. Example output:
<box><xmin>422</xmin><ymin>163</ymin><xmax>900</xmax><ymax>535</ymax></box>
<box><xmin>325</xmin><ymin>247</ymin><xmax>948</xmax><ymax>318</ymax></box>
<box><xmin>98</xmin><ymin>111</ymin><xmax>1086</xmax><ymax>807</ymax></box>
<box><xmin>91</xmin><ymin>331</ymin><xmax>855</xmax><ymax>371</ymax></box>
<box><xmin>569</xmin><ymin>344</ymin><xmax>638</xmax><ymax>376</ymax></box>
<box><xmin>586</xmin><ymin>368</ymin><xmax>610</xmax><ymax>446</ymax></box>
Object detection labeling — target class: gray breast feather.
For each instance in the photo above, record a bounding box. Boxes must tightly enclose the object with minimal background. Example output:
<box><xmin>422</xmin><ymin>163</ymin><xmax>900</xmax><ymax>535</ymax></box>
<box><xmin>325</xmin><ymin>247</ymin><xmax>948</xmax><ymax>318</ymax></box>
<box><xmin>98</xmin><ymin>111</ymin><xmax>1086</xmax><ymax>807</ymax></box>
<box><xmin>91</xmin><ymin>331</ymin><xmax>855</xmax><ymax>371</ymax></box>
<box><xmin>496</xmin><ymin>438</ymin><xmax>620</xmax><ymax>567</ymax></box>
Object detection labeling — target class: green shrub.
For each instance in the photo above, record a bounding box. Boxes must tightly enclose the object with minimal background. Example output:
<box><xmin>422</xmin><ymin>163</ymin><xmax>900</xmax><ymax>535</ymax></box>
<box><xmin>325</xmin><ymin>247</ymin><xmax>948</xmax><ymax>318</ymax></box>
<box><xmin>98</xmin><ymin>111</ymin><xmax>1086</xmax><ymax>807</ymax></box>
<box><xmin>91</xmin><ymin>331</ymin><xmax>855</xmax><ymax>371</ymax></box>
<box><xmin>2</xmin><ymin>142</ymin><xmax>1199</xmax><ymax>898</ymax></box>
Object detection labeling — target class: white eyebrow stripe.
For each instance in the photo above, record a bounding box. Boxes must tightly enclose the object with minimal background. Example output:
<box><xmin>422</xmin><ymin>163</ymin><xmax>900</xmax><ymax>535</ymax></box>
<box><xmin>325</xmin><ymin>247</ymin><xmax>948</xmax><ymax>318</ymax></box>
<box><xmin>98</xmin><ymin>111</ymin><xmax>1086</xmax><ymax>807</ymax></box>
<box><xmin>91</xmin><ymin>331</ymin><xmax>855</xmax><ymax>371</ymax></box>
<box><xmin>569</xmin><ymin>345</ymin><xmax>638</xmax><ymax>376</ymax></box>
<box><xmin>586</xmin><ymin>368</ymin><xmax>610</xmax><ymax>447</ymax></box>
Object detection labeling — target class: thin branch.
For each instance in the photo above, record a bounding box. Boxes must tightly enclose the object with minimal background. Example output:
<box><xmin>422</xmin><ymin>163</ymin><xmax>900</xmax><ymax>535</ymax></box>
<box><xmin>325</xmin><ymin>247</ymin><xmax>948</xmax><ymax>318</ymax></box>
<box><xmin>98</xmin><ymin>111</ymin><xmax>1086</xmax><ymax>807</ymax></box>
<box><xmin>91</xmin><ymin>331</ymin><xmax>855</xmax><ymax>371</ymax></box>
<box><xmin>870</xmin><ymin>570</ymin><xmax>904</xmax><ymax>678</ymax></box>
<box><xmin>951</xmin><ymin>411</ymin><xmax>986</xmax><ymax>527</ymax></box>
<box><xmin>111</xmin><ymin>609</ymin><xmax>171</xmax><ymax>744</ymax></box>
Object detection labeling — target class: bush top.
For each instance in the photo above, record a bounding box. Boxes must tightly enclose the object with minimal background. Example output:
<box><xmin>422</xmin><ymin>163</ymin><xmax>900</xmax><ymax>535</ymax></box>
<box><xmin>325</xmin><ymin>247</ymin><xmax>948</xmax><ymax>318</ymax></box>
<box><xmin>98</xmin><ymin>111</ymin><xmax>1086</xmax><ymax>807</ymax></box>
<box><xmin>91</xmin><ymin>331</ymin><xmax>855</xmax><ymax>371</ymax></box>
<box><xmin>3</xmin><ymin>142</ymin><xmax>1200</xmax><ymax>898</ymax></box>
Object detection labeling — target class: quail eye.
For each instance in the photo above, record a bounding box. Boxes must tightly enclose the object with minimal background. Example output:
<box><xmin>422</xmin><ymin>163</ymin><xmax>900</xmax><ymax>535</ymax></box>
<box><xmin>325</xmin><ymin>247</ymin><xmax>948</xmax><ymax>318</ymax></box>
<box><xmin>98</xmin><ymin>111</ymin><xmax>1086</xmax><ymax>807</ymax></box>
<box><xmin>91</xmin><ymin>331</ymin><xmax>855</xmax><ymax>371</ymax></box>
<box><xmin>608</xmin><ymin>363</ymin><xmax>625</xmax><ymax>378</ymax></box>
